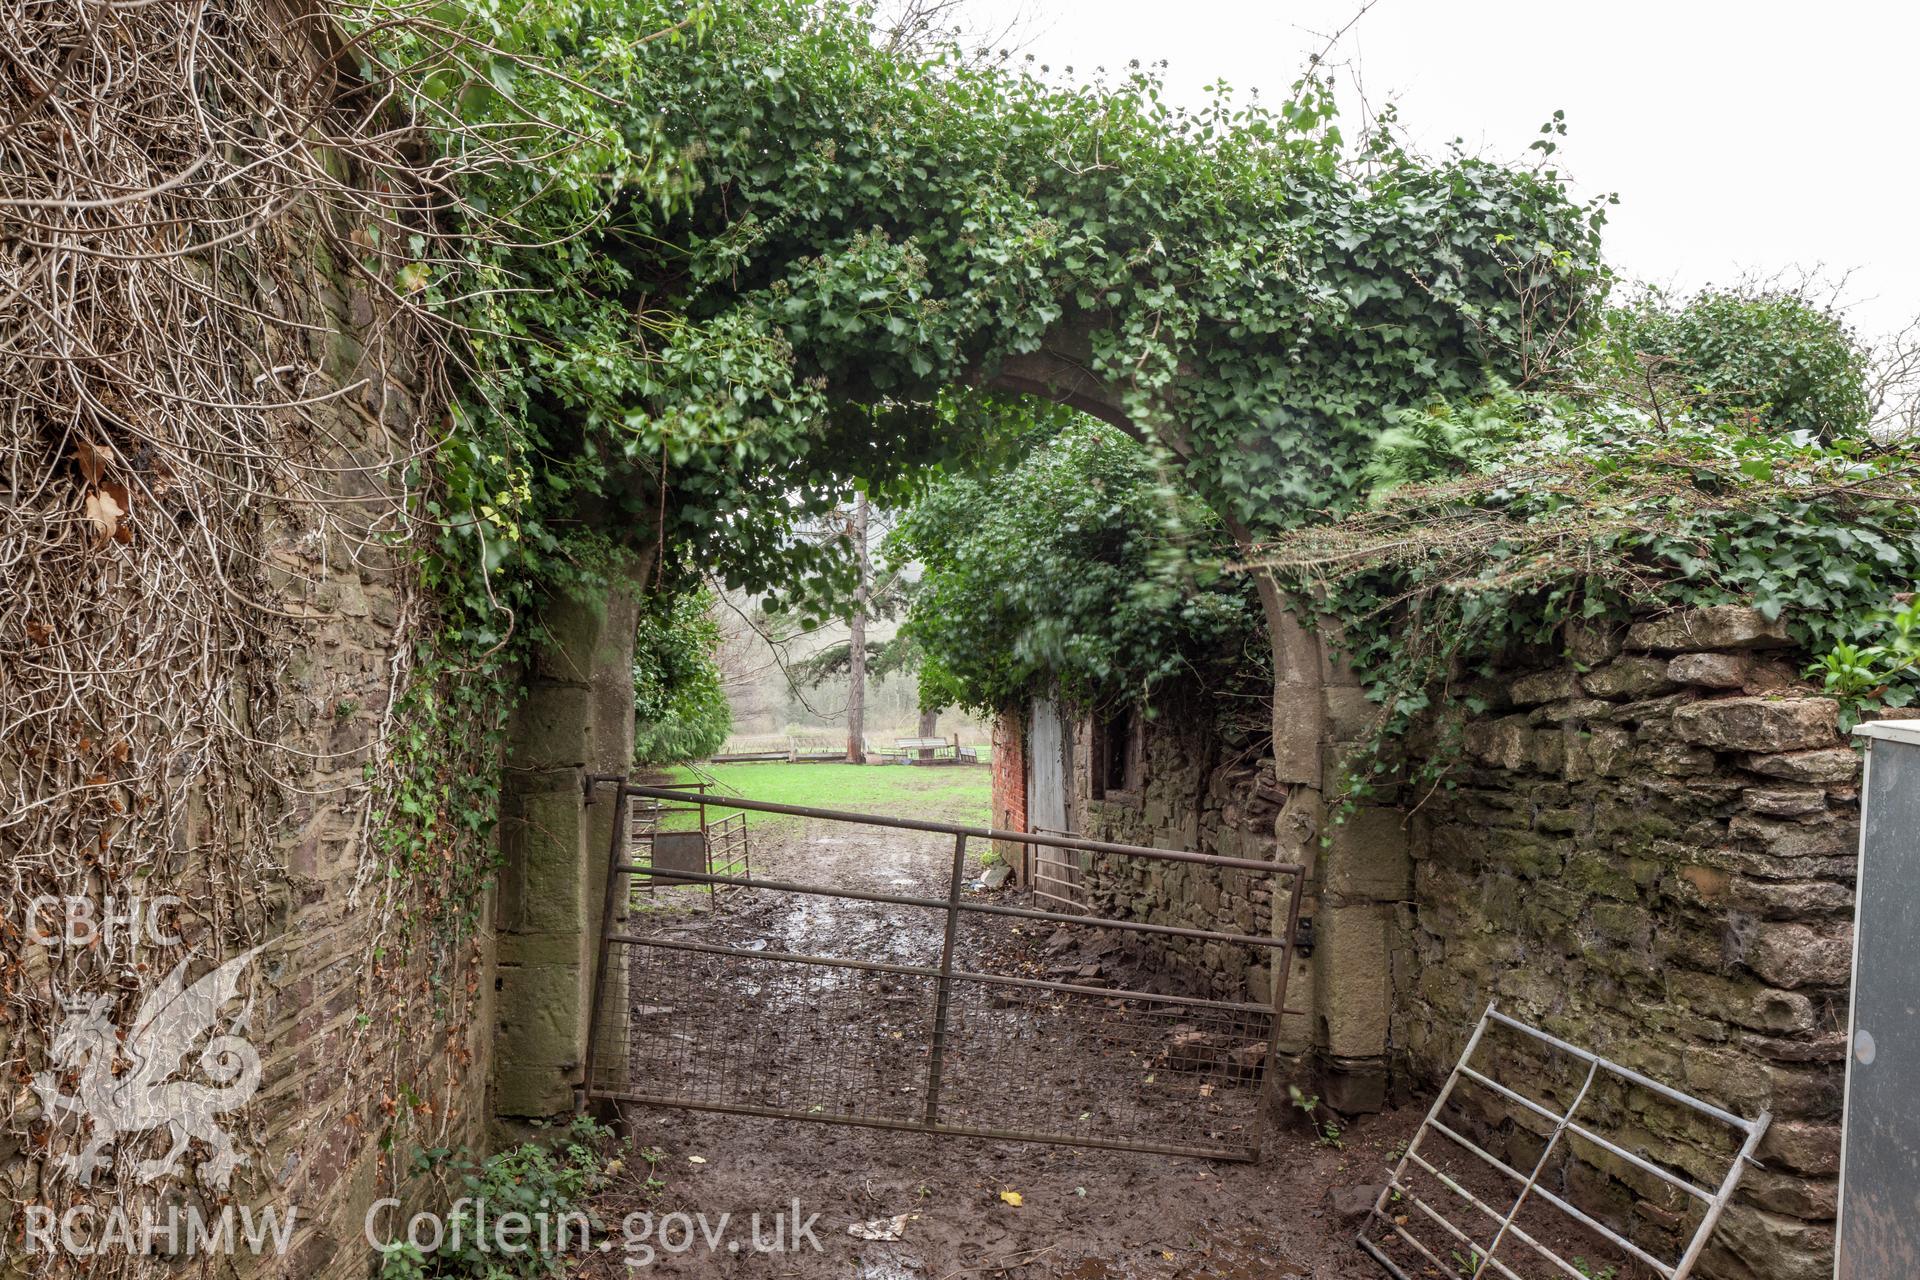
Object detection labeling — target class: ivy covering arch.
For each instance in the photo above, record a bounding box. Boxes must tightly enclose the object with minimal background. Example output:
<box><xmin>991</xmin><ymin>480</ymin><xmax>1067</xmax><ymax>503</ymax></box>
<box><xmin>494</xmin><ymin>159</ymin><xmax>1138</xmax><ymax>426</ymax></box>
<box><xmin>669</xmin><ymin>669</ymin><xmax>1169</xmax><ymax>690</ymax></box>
<box><xmin>387</xmin><ymin>0</ymin><xmax>1609</xmax><ymax>636</ymax></box>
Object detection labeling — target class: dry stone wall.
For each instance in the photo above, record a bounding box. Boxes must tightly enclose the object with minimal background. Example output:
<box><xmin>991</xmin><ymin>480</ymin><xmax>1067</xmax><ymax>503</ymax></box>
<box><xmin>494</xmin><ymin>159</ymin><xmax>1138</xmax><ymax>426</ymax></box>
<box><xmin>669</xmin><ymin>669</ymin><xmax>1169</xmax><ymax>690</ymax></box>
<box><xmin>1020</xmin><ymin>605</ymin><xmax>1877</xmax><ymax>1280</ymax></box>
<box><xmin>1061</xmin><ymin>717</ymin><xmax>1308</xmax><ymax>1034</ymax></box>
<box><xmin>1403</xmin><ymin>605</ymin><xmax>1870</xmax><ymax>1280</ymax></box>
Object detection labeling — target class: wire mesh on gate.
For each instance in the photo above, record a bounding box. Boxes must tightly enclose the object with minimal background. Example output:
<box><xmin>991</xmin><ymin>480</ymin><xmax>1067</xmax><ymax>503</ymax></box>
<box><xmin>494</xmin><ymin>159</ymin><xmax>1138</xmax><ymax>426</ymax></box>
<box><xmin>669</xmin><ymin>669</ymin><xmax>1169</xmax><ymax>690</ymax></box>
<box><xmin>582</xmin><ymin>777</ymin><xmax>1306</xmax><ymax>1161</ymax></box>
<box><xmin>596</xmin><ymin>935</ymin><xmax>1276</xmax><ymax>1157</ymax></box>
<box><xmin>1358</xmin><ymin>1004</ymin><xmax>1770</xmax><ymax>1280</ymax></box>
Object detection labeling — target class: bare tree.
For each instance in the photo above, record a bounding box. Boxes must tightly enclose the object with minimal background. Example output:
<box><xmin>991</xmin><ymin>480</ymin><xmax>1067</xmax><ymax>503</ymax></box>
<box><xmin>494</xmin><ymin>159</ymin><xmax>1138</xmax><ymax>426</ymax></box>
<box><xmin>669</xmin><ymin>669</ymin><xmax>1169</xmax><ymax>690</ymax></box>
<box><xmin>1870</xmin><ymin>314</ymin><xmax>1920</xmax><ymax>441</ymax></box>
<box><xmin>876</xmin><ymin>0</ymin><xmax>1039</xmax><ymax>61</ymax></box>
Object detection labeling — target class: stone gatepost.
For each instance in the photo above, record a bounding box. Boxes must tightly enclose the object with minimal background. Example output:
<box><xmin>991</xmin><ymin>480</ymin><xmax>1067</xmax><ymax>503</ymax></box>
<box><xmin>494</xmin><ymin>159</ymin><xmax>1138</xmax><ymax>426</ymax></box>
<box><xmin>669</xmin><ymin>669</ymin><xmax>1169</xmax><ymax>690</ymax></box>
<box><xmin>1310</xmin><ymin>633</ymin><xmax>1412</xmax><ymax>1112</ymax></box>
<box><xmin>493</xmin><ymin>577</ymin><xmax>642</xmax><ymax>1122</ymax></box>
<box><xmin>1267</xmin><ymin>608</ymin><xmax>1410</xmax><ymax>1114</ymax></box>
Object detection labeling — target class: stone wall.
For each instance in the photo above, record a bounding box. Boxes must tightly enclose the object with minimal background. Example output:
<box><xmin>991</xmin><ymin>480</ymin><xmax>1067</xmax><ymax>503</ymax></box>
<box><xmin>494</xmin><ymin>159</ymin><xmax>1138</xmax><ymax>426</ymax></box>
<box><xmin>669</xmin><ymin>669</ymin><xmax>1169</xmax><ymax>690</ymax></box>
<box><xmin>253</xmin><ymin>298</ymin><xmax>499</xmax><ymax>1277</ymax></box>
<box><xmin>1065</xmin><ymin>714</ymin><xmax>1295</xmax><ymax>1009</ymax></box>
<box><xmin>1009</xmin><ymin>605</ymin><xmax>1879</xmax><ymax>1279</ymax></box>
<box><xmin>0</xmin><ymin>26</ymin><xmax>502</xmax><ymax>1276</ymax></box>
<box><xmin>1404</xmin><ymin>605</ymin><xmax>1867</xmax><ymax>1280</ymax></box>
<box><xmin>984</xmin><ymin>685</ymin><xmax>1408</xmax><ymax>1109</ymax></box>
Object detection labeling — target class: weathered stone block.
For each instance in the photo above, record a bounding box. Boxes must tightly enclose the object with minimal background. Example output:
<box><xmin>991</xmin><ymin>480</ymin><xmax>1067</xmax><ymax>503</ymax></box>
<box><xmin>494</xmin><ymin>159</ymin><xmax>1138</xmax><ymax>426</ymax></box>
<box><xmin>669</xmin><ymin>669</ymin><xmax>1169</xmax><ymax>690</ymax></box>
<box><xmin>1488</xmin><ymin>828</ymin><xmax>1566</xmax><ymax>879</ymax></box>
<box><xmin>1728</xmin><ymin>812</ymin><xmax>1855</xmax><ymax>862</ymax></box>
<box><xmin>1626</xmin><ymin>605</ymin><xmax>1793</xmax><ymax>651</ymax></box>
<box><xmin>1746</xmin><ymin>921</ymin><xmax>1852</xmax><ymax>990</ymax></box>
<box><xmin>1321</xmin><ymin>684</ymin><xmax>1378</xmax><ymax>742</ymax></box>
<box><xmin>1739</xmin><ymin>1169</ymin><xmax>1838</xmax><ymax>1220</ymax></box>
<box><xmin>1561</xmin><ymin>851</ymin><xmax>1639</xmax><ymax>901</ymax></box>
<box><xmin>1586</xmin><ymin>899</ymin><xmax>1651</xmax><ymax>946</ymax></box>
<box><xmin>1585</xmin><ymin>724</ymin><xmax>1634</xmax><ymax>776</ymax></box>
<box><xmin>1745</xmin><ymin>747</ymin><xmax>1862</xmax><ymax>784</ymax></box>
<box><xmin>1709</xmin><ymin>1205</ymin><xmax>1835</xmax><ymax>1280</ymax></box>
<box><xmin>493</xmin><ymin>1061</ymin><xmax>577</xmax><ymax>1120</ymax></box>
<box><xmin>1323</xmin><ymin>806</ymin><xmax>1411</xmax><ymax>900</ymax></box>
<box><xmin>1511</xmin><ymin>668</ymin><xmax>1581</xmax><ymax>705</ymax></box>
<box><xmin>1727</xmin><ymin>877</ymin><xmax>1856</xmax><ymax>920</ymax></box>
<box><xmin>507</xmin><ymin>684</ymin><xmax>593</xmax><ymax>770</ymax></box>
<box><xmin>1743</xmin><ymin>785</ymin><xmax>1828</xmax><ymax>817</ymax></box>
<box><xmin>1564</xmin><ymin>618</ymin><xmax>1627</xmax><ymax>666</ymax></box>
<box><xmin>1583</xmin><ymin>655</ymin><xmax>1679</xmax><ymax>699</ymax></box>
<box><xmin>496</xmin><ymin>786</ymin><xmax>590</xmax><ymax>936</ymax></box>
<box><xmin>1678</xmin><ymin>971</ymin><xmax>1816</xmax><ymax>1034</ymax></box>
<box><xmin>1673</xmin><ymin>697</ymin><xmax>1840</xmax><ymax>753</ymax></box>
<box><xmin>1759</xmin><ymin>1119</ymin><xmax>1842</xmax><ymax>1174</ymax></box>
<box><xmin>1640</xmin><ymin>740</ymin><xmax>1721</xmax><ymax>776</ymax></box>
<box><xmin>1271</xmin><ymin>676</ymin><xmax>1323</xmax><ymax>787</ymax></box>
<box><xmin>1464</xmin><ymin>715</ymin><xmax>1533</xmax><ymax>770</ymax></box>
<box><xmin>1315</xmin><ymin>903</ymin><xmax>1393</xmax><ymax>1059</ymax></box>
<box><xmin>1668</xmin><ymin>651</ymin><xmax>1755</xmax><ymax>688</ymax></box>
<box><xmin>1318</xmin><ymin>1056</ymin><xmax>1388</xmax><ymax>1114</ymax></box>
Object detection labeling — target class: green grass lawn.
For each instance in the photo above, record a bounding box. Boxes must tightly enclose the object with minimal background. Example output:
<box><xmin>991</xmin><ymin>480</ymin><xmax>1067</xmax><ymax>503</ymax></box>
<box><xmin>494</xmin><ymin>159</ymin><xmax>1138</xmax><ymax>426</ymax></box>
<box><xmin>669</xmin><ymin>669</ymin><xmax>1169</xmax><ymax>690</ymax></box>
<box><xmin>653</xmin><ymin>761</ymin><xmax>991</xmax><ymax>833</ymax></box>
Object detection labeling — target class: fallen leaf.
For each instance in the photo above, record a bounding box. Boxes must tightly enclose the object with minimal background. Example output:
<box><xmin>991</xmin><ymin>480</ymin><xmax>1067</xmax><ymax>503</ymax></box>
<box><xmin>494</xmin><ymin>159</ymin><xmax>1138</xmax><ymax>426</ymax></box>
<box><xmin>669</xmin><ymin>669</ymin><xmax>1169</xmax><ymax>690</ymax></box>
<box><xmin>999</xmin><ymin>1190</ymin><xmax>1022</xmax><ymax>1208</ymax></box>
<box><xmin>84</xmin><ymin>488</ymin><xmax>123</xmax><ymax>541</ymax></box>
<box><xmin>99</xmin><ymin>482</ymin><xmax>132</xmax><ymax>543</ymax></box>
<box><xmin>24</xmin><ymin>620</ymin><xmax>52</xmax><ymax>645</ymax></box>
<box><xmin>71</xmin><ymin>441</ymin><xmax>109</xmax><ymax>486</ymax></box>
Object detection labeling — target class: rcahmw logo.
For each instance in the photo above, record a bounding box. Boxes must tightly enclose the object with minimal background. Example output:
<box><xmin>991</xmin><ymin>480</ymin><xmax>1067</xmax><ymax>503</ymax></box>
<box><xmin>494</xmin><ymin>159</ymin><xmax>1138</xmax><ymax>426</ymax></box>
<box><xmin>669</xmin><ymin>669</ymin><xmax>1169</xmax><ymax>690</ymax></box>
<box><xmin>18</xmin><ymin>913</ymin><xmax>290</xmax><ymax>1260</ymax></box>
<box><xmin>34</xmin><ymin>943</ymin><xmax>266</xmax><ymax>1189</ymax></box>
<box><xmin>19</xmin><ymin>1203</ymin><xmax>298</xmax><ymax>1258</ymax></box>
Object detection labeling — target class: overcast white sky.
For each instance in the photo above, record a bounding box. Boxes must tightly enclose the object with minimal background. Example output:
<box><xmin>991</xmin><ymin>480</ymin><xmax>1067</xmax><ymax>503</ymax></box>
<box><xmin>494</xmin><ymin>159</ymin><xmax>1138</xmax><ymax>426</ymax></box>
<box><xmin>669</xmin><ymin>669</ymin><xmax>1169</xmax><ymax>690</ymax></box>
<box><xmin>952</xmin><ymin>0</ymin><xmax>1919</xmax><ymax>345</ymax></box>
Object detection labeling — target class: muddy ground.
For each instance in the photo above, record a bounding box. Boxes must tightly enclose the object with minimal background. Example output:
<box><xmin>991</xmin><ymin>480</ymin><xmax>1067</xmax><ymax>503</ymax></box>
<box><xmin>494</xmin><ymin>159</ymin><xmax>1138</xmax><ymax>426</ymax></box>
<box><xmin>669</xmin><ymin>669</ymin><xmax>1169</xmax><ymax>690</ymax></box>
<box><xmin>580</xmin><ymin>769</ymin><xmax>1425</xmax><ymax>1279</ymax></box>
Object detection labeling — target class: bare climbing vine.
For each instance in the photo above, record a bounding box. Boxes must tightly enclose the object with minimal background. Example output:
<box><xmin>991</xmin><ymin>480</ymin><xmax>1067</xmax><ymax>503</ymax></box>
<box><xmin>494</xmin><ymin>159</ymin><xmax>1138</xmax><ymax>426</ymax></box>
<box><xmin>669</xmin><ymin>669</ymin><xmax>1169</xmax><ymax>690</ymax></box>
<box><xmin>0</xmin><ymin>1</ymin><xmax>556</xmax><ymax>1267</ymax></box>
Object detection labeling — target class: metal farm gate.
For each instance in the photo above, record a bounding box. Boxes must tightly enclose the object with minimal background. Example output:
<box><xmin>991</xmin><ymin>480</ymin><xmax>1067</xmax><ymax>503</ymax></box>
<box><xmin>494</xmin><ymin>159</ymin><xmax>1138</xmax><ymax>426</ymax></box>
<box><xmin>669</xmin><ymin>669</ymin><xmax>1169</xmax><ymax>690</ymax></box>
<box><xmin>581</xmin><ymin>776</ymin><xmax>1307</xmax><ymax>1161</ymax></box>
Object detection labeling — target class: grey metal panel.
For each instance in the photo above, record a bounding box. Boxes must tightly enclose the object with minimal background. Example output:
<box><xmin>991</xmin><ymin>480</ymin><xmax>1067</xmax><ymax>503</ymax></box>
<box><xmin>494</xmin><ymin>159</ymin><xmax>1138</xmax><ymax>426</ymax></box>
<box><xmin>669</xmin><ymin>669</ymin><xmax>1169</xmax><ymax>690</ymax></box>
<box><xmin>1839</xmin><ymin>733</ymin><xmax>1920</xmax><ymax>1279</ymax></box>
<box><xmin>1027</xmin><ymin>700</ymin><xmax>1080</xmax><ymax>902</ymax></box>
<box><xmin>1027</xmin><ymin>700</ymin><xmax>1067</xmax><ymax>833</ymax></box>
<box><xmin>649</xmin><ymin>830</ymin><xmax>707</xmax><ymax>885</ymax></box>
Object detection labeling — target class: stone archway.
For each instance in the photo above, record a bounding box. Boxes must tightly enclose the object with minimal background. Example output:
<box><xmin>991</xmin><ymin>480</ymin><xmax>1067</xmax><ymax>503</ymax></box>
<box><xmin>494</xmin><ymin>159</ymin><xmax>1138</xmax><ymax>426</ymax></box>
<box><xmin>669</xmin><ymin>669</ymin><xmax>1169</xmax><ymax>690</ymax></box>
<box><xmin>488</xmin><ymin>331</ymin><xmax>1408</xmax><ymax>1125</ymax></box>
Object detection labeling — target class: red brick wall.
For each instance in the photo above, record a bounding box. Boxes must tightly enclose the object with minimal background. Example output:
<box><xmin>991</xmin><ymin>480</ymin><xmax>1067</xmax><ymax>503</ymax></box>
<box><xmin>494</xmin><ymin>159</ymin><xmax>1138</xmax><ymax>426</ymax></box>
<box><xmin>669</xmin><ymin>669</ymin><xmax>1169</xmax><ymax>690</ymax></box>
<box><xmin>990</xmin><ymin>707</ymin><xmax>1026</xmax><ymax>874</ymax></box>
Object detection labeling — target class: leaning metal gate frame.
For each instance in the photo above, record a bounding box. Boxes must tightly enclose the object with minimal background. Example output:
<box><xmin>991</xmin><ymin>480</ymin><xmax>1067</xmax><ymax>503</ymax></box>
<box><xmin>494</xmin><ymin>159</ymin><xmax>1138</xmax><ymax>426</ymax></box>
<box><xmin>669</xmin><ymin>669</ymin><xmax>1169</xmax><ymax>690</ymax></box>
<box><xmin>1358</xmin><ymin>1003</ymin><xmax>1770</xmax><ymax>1280</ymax></box>
<box><xmin>581</xmin><ymin>776</ymin><xmax>1307</xmax><ymax>1161</ymax></box>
